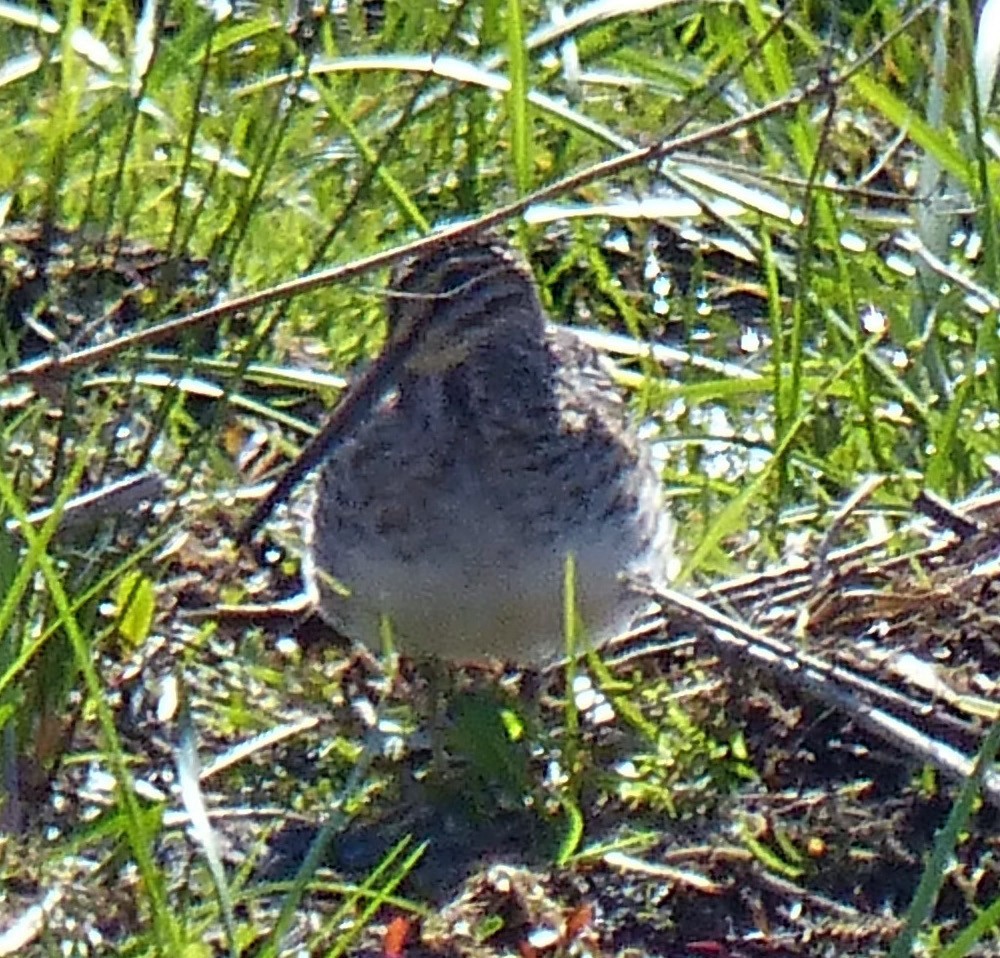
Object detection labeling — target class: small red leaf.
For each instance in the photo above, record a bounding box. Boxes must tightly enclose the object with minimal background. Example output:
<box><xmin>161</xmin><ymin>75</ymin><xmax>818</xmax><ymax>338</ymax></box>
<box><xmin>383</xmin><ymin>915</ymin><xmax>411</xmax><ymax>958</ymax></box>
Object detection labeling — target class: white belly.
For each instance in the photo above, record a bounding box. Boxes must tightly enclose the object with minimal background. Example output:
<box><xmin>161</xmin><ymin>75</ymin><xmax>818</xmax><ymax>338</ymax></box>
<box><xmin>303</xmin><ymin>525</ymin><xmax>655</xmax><ymax>664</ymax></box>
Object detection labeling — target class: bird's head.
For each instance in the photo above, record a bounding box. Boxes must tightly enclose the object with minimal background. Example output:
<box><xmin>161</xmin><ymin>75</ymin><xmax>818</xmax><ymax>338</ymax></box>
<box><xmin>386</xmin><ymin>236</ymin><xmax>545</xmax><ymax>375</ymax></box>
<box><xmin>236</xmin><ymin>234</ymin><xmax>543</xmax><ymax>542</ymax></box>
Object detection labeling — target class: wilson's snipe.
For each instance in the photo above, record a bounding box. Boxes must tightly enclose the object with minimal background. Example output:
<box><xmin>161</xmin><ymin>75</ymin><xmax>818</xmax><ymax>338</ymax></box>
<box><xmin>302</xmin><ymin>236</ymin><xmax>674</xmax><ymax>665</ymax></box>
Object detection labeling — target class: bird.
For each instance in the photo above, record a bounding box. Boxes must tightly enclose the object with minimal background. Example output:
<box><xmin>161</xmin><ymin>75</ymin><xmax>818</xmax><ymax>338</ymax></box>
<box><xmin>301</xmin><ymin>235</ymin><xmax>674</xmax><ymax>666</ymax></box>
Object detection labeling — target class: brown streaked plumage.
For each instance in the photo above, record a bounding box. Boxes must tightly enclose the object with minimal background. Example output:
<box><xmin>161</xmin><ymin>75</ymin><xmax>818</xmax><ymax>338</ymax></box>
<box><xmin>303</xmin><ymin>237</ymin><xmax>673</xmax><ymax>664</ymax></box>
